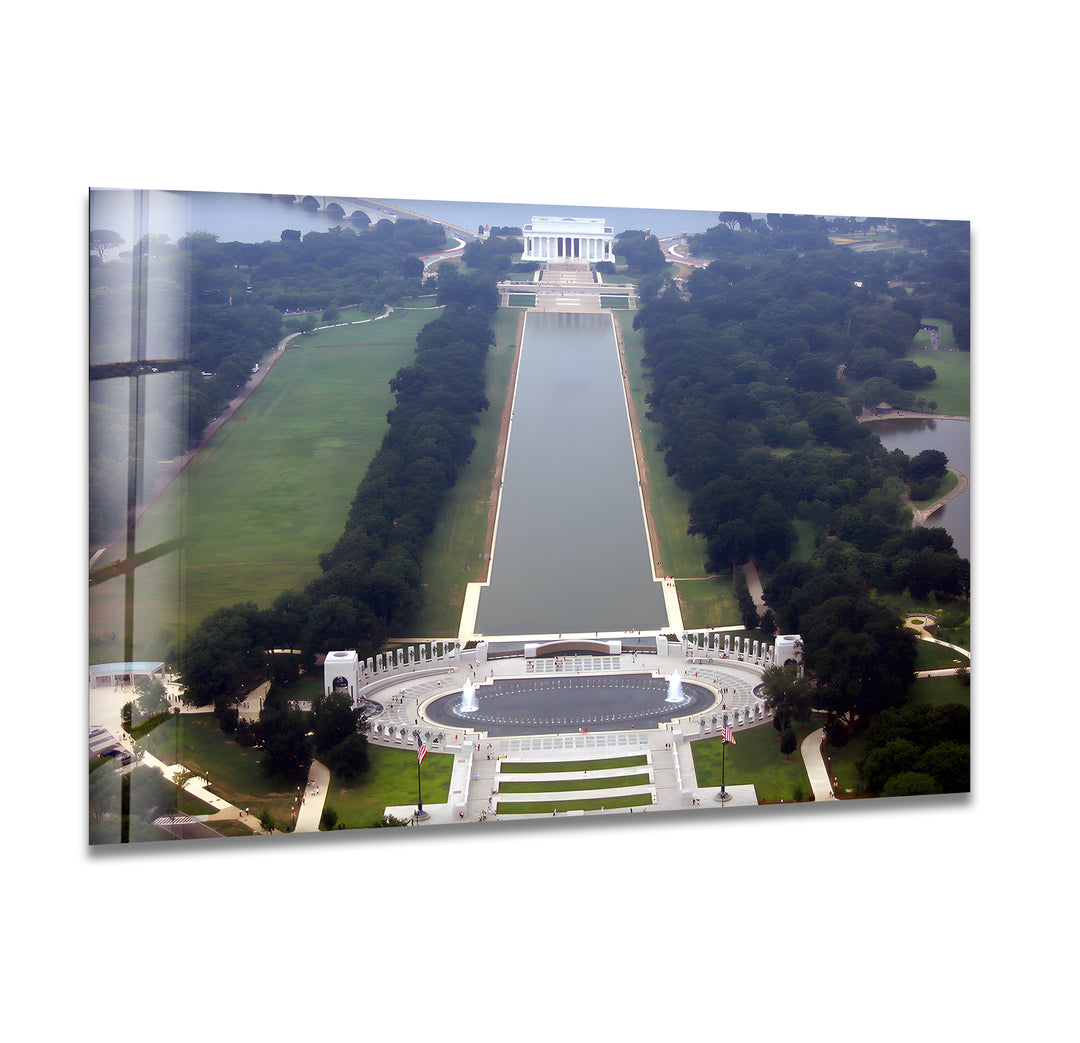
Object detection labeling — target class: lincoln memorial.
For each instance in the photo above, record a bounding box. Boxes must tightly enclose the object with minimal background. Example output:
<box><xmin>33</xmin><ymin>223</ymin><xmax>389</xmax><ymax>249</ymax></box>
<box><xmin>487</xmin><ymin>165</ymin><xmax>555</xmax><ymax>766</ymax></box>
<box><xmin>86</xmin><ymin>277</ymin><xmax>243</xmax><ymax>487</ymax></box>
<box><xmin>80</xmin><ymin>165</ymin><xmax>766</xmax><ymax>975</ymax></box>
<box><xmin>521</xmin><ymin>216</ymin><xmax>614</xmax><ymax>262</ymax></box>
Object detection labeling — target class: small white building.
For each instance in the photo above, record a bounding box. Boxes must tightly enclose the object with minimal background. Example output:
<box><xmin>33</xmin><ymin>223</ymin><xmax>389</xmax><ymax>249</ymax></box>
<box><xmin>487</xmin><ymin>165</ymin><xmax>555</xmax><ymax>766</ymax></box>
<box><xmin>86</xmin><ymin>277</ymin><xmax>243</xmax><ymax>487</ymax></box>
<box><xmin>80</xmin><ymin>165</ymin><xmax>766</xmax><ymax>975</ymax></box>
<box><xmin>521</xmin><ymin>216</ymin><xmax>614</xmax><ymax>263</ymax></box>
<box><xmin>773</xmin><ymin>635</ymin><xmax>803</xmax><ymax>669</ymax></box>
<box><xmin>323</xmin><ymin>650</ymin><xmax>361</xmax><ymax>702</ymax></box>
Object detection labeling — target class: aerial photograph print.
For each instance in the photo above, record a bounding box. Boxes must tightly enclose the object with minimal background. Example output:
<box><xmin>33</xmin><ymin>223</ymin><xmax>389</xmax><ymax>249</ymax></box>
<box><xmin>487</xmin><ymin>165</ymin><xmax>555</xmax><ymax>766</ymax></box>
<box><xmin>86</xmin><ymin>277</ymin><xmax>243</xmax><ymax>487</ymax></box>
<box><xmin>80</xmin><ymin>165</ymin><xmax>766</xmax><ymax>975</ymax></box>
<box><xmin>88</xmin><ymin>187</ymin><xmax>971</xmax><ymax>845</ymax></box>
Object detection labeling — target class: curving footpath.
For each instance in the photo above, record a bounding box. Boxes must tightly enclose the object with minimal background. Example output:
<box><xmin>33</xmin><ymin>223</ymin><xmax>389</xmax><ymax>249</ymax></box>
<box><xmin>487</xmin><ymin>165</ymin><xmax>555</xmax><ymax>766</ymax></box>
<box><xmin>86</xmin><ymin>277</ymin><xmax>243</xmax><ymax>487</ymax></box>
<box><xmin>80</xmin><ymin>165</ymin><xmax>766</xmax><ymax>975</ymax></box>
<box><xmin>800</xmin><ymin>729</ymin><xmax>836</xmax><ymax>801</ymax></box>
<box><xmin>909</xmin><ymin>465</ymin><xmax>969</xmax><ymax>526</ymax></box>
<box><xmin>294</xmin><ymin>760</ymin><xmax>331</xmax><ymax>832</ymax></box>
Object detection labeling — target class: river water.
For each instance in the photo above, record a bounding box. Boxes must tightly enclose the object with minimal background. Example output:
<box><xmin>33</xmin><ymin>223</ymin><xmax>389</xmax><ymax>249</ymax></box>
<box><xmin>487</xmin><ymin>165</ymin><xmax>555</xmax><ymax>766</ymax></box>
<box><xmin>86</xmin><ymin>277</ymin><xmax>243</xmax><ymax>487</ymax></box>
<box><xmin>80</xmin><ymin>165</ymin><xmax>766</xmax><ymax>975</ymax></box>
<box><xmin>870</xmin><ymin>417</ymin><xmax>971</xmax><ymax>559</ymax></box>
<box><xmin>376</xmin><ymin>197</ymin><xmax>724</xmax><ymax>239</ymax></box>
<box><xmin>473</xmin><ymin>312</ymin><xmax>667</xmax><ymax>636</ymax></box>
<box><xmin>89</xmin><ymin>188</ymin><xmax>725</xmax><ymax>250</ymax></box>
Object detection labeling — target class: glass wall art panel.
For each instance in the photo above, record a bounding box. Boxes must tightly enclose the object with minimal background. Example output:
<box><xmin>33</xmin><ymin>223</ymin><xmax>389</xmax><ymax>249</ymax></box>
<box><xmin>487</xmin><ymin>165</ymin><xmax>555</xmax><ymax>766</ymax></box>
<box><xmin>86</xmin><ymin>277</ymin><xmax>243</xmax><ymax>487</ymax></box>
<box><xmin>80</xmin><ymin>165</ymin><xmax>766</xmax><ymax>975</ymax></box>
<box><xmin>89</xmin><ymin>188</ymin><xmax>970</xmax><ymax>845</ymax></box>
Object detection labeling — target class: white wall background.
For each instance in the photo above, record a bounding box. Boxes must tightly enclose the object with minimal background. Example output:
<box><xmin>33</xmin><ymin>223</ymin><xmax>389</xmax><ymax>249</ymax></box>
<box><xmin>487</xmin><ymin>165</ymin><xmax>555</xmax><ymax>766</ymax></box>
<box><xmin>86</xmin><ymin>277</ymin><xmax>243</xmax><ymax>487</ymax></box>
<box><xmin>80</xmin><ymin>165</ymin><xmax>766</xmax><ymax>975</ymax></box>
<box><xmin>9</xmin><ymin>3</ymin><xmax>1071</xmax><ymax>1039</ymax></box>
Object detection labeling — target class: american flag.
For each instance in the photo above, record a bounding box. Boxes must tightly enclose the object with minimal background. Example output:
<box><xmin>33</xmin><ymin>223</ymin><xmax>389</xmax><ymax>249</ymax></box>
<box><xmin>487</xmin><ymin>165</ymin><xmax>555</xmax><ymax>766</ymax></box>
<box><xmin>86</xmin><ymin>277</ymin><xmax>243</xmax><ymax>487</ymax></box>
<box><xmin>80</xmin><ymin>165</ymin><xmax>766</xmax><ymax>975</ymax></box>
<box><xmin>417</xmin><ymin>736</ymin><xmax>427</xmax><ymax>764</ymax></box>
<box><xmin>722</xmin><ymin>725</ymin><xmax>736</xmax><ymax>745</ymax></box>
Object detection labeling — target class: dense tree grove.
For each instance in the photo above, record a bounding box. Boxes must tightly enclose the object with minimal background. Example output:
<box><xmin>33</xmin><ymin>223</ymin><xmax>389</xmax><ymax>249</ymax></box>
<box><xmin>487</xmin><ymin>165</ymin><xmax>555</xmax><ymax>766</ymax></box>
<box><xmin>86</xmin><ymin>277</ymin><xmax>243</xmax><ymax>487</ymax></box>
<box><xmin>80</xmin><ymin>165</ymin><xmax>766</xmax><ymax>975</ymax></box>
<box><xmin>461</xmin><ymin>234</ymin><xmax>534</xmax><ymax>275</ymax></box>
<box><xmin>857</xmin><ymin>702</ymin><xmax>970</xmax><ymax>794</ymax></box>
<box><xmin>96</xmin><ymin>208</ymin><xmax>972</xmax><ymax>797</ymax></box>
<box><xmin>177</xmin><ymin>279</ymin><xmax>499</xmax><ymax>716</ymax></box>
<box><xmin>636</xmin><ymin>215</ymin><xmax>970</xmax><ymax>756</ymax></box>
<box><xmin>613</xmin><ymin>230</ymin><xmax>669</xmax><ymax>274</ymax></box>
<box><xmin>89</xmin><ymin>219</ymin><xmax>444</xmax><ymax>549</ymax></box>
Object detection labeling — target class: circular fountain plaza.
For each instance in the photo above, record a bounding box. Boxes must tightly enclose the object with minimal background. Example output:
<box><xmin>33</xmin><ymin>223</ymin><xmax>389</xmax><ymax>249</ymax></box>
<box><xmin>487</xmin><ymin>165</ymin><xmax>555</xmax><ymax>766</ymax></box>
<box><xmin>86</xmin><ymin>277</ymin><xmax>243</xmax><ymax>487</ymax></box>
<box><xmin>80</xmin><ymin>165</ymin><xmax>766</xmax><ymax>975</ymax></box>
<box><xmin>343</xmin><ymin>632</ymin><xmax>796</xmax><ymax>820</ymax></box>
<box><xmin>359</xmin><ymin>633</ymin><xmax>779</xmax><ymax>746</ymax></box>
<box><xmin>425</xmin><ymin>670</ymin><xmax>714</xmax><ymax>736</ymax></box>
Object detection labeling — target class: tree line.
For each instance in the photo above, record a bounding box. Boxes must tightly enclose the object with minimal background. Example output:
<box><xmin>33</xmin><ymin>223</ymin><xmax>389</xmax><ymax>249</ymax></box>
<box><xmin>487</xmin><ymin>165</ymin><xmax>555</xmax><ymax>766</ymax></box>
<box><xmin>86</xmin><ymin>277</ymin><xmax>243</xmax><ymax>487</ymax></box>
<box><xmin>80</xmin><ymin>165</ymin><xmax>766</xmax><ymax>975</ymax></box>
<box><xmin>634</xmin><ymin>214</ymin><xmax>970</xmax><ymax>761</ymax></box>
<box><xmin>89</xmin><ymin>218</ymin><xmax>445</xmax><ymax>549</ymax></box>
<box><xmin>177</xmin><ymin>268</ymin><xmax>499</xmax><ymax>723</ymax></box>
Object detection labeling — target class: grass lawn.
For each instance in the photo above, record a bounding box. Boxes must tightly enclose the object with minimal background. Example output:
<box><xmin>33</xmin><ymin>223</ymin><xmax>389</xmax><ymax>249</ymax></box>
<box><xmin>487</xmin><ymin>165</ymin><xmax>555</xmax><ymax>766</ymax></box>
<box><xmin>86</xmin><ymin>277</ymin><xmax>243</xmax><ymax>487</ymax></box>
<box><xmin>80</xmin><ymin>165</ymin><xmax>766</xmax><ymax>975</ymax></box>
<box><xmin>90</xmin><ymin>305</ymin><xmax>434</xmax><ymax>659</ymax></box>
<box><xmin>910</xmin><ymin>673</ymin><xmax>971</xmax><ymax>707</ymax></box>
<box><xmin>822</xmin><ymin>730</ymin><xmax>869</xmax><ymax>796</ymax></box>
<box><xmin>135</xmin><ymin>708</ymin><xmax>456</xmax><ymax>831</ymax></box>
<box><xmin>88</xmin><ymin>756</ymin><xmax>225</xmax><ymax>844</ymax></box>
<box><xmin>138</xmin><ymin>712</ymin><xmax>306</xmax><ymax>827</ymax></box>
<box><xmin>409</xmin><ymin>307</ymin><xmax>520</xmax><ymax>637</ymax></box>
<box><xmin>615</xmin><ymin>313</ymin><xmax>739</xmax><ymax>629</ymax></box>
<box><xmin>907</xmin><ymin>320</ymin><xmax>970</xmax><ymax>417</ymax></box>
<box><xmin>497</xmin><ymin>792</ymin><xmax>652</xmax><ymax>814</ymax></box>
<box><xmin>676</xmin><ymin>576</ymin><xmax>740</xmax><ymax>630</ymax></box>
<box><xmin>915</xmin><ymin>638</ymin><xmax>970</xmax><ymax>672</ymax></box>
<box><xmin>821</xmin><ymin>674</ymin><xmax>970</xmax><ymax>795</ymax></box>
<box><xmin>876</xmin><ymin>593</ymin><xmax>971</xmax><ymax>652</ymax></box>
<box><xmin>912</xmin><ymin>469</ymin><xmax>958</xmax><ymax>508</ymax></box>
<box><xmin>501</xmin><ymin>755</ymin><xmax>647</xmax><ymax>773</ymax></box>
<box><xmin>913</xmin><ymin>317</ymin><xmax>958</xmax><ymax>351</ymax></box>
<box><xmin>790</xmin><ymin>519</ymin><xmax>818</xmax><ymax>562</ymax></box>
<box><xmin>497</xmin><ymin>773</ymin><xmax>650</xmax><ymax>793</ymax></box>
<box><xmin>323</xmin><ymin>743</ymin><xmax>454</xmax><ymax>829</ymax></box>
<box><xmin>691</xmin><ymin>721</ymin><xmax>814</xmax><ymax>802</ymax></box>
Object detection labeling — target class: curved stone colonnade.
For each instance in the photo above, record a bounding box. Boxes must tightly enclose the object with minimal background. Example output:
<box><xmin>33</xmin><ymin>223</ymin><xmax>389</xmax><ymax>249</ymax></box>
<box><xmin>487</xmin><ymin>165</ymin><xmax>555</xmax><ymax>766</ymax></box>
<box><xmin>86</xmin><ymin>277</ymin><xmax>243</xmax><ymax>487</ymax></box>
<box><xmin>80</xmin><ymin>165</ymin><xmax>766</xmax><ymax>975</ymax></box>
<box><xmin>334</xmin><ymin>633</ymin><xmax>801</xmax><ymax>757</ymax></box>
<box><xmin>324</xmin><ymin>632</ymin><xmax>802</xmax><ymax>730</ymax></box>
<box><xmin>681</xmin><ymin>629</ymin><xmax>803</xmax><ymax>671</ymax></box>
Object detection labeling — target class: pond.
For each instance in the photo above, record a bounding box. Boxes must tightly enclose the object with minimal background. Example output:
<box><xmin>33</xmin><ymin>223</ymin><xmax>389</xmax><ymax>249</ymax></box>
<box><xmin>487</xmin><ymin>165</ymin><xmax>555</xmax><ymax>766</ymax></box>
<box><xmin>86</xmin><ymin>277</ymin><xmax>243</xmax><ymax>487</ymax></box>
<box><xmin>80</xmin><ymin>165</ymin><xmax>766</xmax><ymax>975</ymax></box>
<box><xmin>871</xmin><ymin>417</ymin><xmax>971</xmax><ymax>559</ymax></box>
<box><xmin>473</xmin><ymin>312</ymin><xmax>667</xmax><ymax>636</ymax></box>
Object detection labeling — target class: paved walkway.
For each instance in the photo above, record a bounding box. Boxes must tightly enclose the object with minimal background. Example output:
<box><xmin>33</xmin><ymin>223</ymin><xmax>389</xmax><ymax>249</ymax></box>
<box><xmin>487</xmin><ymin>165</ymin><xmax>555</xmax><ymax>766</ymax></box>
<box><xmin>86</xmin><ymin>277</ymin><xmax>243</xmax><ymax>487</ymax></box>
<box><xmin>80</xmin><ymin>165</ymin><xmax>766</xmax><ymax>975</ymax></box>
<box><xmin>294</xmin><ymin>761</ymin><xmax>330</xmax><ymax>832</ymax></box>
<box><xmin>90</xmin><ymin>646</ymin><xmax>847</xmax><ymax>837</ymax></box>
<box><xmin>800</xmin><ymin>729</ymin><xmax>836</xmax><ymax>801</ymax></box>
<box><xmin>372</xmin><ymin>647</ymin><xmax>838</xmax><ymax>825</ymax></box>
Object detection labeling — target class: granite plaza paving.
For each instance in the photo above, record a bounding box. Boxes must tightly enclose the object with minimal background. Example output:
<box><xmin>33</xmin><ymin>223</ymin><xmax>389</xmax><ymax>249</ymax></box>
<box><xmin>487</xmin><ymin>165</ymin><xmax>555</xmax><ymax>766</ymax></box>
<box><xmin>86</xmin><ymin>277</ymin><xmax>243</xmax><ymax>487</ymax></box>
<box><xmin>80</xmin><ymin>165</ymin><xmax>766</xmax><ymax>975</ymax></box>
<box><xmin>360</xmin><ymin>637</ymin><xmax>835</xmax><ymax>825</ymax></box>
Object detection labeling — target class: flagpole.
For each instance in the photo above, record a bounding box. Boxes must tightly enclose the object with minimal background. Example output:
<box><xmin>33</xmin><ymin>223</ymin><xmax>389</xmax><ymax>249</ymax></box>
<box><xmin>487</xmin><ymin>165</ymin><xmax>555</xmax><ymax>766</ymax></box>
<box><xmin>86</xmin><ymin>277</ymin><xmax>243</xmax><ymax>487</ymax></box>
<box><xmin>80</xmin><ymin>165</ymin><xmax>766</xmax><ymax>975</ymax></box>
<box><xmin>415</xmin><ymin>732</ymin><xmax>430</xmax><ymax>821</ymax></box>
<box><xmin>721</xmin><ymin>712</ymin><xmax>727</xmax><ymax>801</ymax></box>
<box><xmin>716</xmin><ymin>709</ymin><xmax>733</xmax><ymax>804</ymax></box>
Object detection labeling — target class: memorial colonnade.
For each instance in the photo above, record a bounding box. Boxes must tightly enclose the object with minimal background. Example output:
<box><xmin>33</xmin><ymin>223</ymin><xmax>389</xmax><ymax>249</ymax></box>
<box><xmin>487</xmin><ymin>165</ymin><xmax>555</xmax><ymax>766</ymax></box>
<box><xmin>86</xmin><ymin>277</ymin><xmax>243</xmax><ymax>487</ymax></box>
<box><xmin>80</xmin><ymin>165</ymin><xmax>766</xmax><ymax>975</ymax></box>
<box><xmin>521</xmin><ymin>216</ymin><xmax>614</xmax><ymax>263</ymax></box>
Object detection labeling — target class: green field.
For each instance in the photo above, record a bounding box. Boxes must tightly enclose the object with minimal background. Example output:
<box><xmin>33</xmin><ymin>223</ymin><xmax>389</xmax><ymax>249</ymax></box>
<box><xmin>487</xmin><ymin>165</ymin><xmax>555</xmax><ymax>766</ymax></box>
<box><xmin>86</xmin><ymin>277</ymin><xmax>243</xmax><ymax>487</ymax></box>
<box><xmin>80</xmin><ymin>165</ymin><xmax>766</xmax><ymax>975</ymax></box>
<box><xmin>90</xmin><ymin>305</ymin><xmax>437</xmax><ymax>659</ymax></box>
<box><xmin>818</xmin><ymin>672</ymin><xmax>970</xmax><ymax>795</ymax></box>
<box><xmin>496</xmin><ymin>792</ymin><xmax>653</xmax><ymax>814</ymax></box>
<box><xmin>497</xmin><ymin>773</ymin><xmax>650</xmax><ymax>793</ymax></box>
<box><xmin>909</xmin><ymin>319</ymin><xmax>970</xmax><ymax>417</ymax></box>
<box><xmin>408</xmin><ymin>308</ymin><xmax>521</xmax><ymax>637</ymax></box>
<box><xmin>691</xmin><ymin>720</ymin><xmax>814</xmax><ymax>802</ymax></box>
<box><xmin>616</xmin><ymin>312</ymin><xmax>739</xmax><ymax>628</ymax></box>
<box><xmin>138</xmin><ymin>711</ymin><xmax>308</xmax><ymax>826</ymax></box>
<box><xmin>322</xmin><ymin>742</ymin><xmax>454</xmax><ymax>829</ymax></box>
<box><xmin>134</xmin><ymin>710</ymin><xmax>453</xmax><ymax>830</ymax></box>
<box><xmin>501</xmin><ymin>755</ymin><xmax>647</xmax><ymax>773</ymax></box>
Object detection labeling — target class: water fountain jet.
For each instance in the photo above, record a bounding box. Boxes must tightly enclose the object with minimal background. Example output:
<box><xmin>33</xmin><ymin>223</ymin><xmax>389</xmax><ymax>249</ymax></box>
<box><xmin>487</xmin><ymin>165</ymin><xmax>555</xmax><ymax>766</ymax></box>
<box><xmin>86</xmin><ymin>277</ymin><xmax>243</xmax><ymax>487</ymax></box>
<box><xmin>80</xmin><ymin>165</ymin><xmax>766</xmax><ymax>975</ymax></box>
<box><xmin>665</xmin><ymin>670</ymin><xmax>686</xmax><ymax>703</ymax></box>
<box><xmin>459</xmin><ymin>678</ymin><xmax>478</xmax><ymax>713</ymax></box>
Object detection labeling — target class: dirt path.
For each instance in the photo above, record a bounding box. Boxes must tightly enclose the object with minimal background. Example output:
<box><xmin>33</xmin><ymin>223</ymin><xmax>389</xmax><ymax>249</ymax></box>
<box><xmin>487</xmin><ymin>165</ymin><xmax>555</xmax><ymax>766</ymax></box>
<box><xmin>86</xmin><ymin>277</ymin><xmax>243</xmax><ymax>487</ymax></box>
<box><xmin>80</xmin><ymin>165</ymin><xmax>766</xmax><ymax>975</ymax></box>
<box><xmin>858</xmin><ymin>409</ymin><xmax>969</xmax><ymax>423</ymax></box>
<box><xmin>904</xmin><ymin>465</ymin><xmax>969</xmax><ymax>526</ymax></box>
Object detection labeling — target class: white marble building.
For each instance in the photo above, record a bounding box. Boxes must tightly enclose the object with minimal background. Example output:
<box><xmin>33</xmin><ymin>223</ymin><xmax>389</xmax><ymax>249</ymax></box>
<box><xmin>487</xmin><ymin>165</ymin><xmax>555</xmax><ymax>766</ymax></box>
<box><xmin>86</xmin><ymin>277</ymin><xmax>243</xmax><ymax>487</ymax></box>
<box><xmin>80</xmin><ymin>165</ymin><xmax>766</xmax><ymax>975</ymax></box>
<box><xmin>521</xmin><ymin>216</ymin><xmax>614</xmax><ymax>263</ymax></box>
